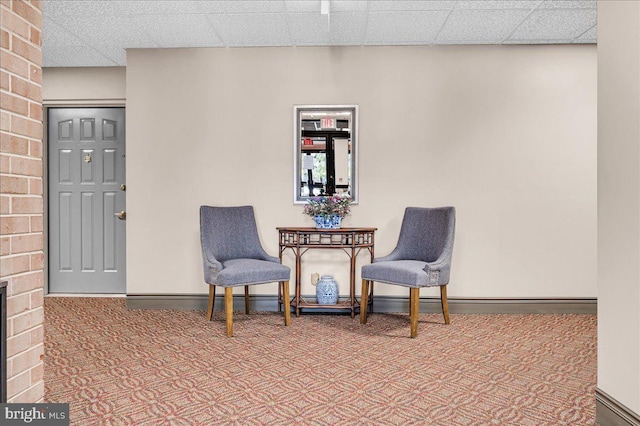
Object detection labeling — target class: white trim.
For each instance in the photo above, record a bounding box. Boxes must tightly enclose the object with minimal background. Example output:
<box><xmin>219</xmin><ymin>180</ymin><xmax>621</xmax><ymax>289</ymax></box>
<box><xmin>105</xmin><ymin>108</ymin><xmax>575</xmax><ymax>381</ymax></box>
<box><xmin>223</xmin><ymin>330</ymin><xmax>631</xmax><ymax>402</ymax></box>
<box><xmin>43</xmin><ymin>99</ymin><xmax>126</xmax><ymax>107</ymax></box>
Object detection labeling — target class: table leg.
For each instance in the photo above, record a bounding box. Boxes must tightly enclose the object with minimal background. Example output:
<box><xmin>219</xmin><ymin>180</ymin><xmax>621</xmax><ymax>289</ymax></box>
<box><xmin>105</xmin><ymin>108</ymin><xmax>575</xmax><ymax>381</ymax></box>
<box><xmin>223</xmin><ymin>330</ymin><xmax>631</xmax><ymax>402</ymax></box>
<box><xmin>278</xmin><ymin>250</ymin><xmax>283</xmax><ymax>312</ymax></box>
<box><xmin>295</xmin><ymin>247</ymin><xmax>301</xmax><ymax>317</ymax></box>
<box><xmin>350</xmin><ymin>247</ymin><xmax>356</xmax><ymax>318</ymax></box>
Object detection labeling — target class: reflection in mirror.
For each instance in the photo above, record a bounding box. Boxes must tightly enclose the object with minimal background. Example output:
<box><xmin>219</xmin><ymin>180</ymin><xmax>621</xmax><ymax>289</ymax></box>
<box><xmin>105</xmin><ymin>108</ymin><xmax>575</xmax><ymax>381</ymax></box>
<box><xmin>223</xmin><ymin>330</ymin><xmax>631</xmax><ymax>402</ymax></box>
<box><xmin>294</xmin><ymin>105</ymin><xmax>358</xmax><ymax>204</ymax></box>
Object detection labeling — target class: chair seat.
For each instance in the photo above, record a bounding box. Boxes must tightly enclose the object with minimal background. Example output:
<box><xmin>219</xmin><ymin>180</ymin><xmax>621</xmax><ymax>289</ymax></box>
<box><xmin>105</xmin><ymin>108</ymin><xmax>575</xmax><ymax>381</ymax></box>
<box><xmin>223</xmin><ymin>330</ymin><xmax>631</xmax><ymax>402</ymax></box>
<box><xmin>362</xmin><ymin>260</ymin><xmax>433</xmax><ymax>287</ymax></box>
<box><xmin>217</xmin><ymin>258</ymin><xmax>290</xmax><ymax>286</ymax></box>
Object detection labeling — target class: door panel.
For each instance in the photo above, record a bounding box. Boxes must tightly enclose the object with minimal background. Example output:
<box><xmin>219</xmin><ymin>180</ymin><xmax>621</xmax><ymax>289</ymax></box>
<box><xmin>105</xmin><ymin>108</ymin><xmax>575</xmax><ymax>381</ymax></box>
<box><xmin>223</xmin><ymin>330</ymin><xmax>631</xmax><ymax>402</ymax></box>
<box><xmin>48</xmin><ymin>108</ymin><xmax>126</xmax><ymax>293</ymax></box>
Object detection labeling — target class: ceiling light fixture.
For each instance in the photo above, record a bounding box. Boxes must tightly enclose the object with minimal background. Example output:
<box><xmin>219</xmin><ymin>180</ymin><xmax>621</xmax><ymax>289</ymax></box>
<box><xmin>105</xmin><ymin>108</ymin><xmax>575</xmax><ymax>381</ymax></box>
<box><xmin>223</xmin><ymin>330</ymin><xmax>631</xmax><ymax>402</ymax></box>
<box><xmin>320</xmin><ymin>0</ymin><xmax>330</xmax><ymax>31</ymax></box>
<box><xmin>320</xmin><ymin>0</ymin><xmax>330</xmax><ymax>15</ymax></box>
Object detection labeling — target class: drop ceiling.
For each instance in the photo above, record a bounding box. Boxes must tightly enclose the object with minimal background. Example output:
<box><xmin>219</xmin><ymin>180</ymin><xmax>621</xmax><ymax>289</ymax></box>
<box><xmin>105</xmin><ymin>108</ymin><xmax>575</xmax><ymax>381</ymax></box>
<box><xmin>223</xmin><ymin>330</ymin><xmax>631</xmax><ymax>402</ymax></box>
<box><xmin>42</xmin><ymin>0</ymin><xmax>597</xmax><ymax>67</ymax></box>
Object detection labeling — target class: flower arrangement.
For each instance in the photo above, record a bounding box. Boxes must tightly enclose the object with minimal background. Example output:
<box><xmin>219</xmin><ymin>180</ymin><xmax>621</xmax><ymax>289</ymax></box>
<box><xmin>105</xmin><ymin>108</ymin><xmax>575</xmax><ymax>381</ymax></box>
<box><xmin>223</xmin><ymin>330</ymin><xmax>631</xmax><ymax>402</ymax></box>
<box><xmin>303</xmin><ymin>195</ymin><xmax>352</xmax><ymax>219</ymax></box>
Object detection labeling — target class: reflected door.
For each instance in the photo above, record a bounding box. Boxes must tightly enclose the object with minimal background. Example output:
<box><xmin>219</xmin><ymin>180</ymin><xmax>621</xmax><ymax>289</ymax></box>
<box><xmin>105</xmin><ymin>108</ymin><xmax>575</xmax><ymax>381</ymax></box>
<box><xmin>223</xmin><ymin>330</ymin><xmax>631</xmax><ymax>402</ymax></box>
<box><xmin>48</xmin><ymin>108</ymin><xmax>126</xmax><ymax>293</ymax></box>
<box><xmin>300</xmin><ymin>150</ymin><xmax>327</xmax><ymax>197</ymax></box>
<box><xmin>299</xmin><ymin>132</ymin><xmax>349</xmax><ymax>198</ymax></box>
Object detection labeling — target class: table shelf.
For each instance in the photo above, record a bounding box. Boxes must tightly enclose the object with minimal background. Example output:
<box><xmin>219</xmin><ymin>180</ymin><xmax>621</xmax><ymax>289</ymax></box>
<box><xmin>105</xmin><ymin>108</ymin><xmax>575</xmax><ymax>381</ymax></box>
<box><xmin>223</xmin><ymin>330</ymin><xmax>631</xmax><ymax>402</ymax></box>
<box><xmin>292</xmin><ymin>299</ymin><xmax>356</xmax><ymax>310</ymax></box>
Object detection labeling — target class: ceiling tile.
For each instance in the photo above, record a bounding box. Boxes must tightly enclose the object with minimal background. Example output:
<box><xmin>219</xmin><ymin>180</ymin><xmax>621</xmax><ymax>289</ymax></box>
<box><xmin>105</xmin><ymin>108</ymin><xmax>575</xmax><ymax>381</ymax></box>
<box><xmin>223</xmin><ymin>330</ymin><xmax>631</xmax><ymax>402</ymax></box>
<box><xmin>285</xmin><ymin>0</ymin><xmax>321</xmax><ymax>13</ymax></box>
<box><xmin>43</xmin><ymin>1</ymin><xmax>207</xmax><ymax>16</ymax></box>
<box><xmin>118</xmin><ymin>1</ymin><xmax>206</xmax><ymax>14</ymax></box>
<box><xmin>206</xmin><ymin>13</ymin><xmax>291</xmax><ymax>46</ymax></box>
<box><xmin>42</xmin><ymin>53</ymin><xmax>63</xmax><ymax>68</ymax></box>
<box><xmin>575</xmin><ymin>25</ymin><xmax>597</xmax><ymax>43</ymax></box>
<box><xmin>455</xmin><ymin>1</ymin><xmax>539</xmax><ymax>9</ymax></box>
<box><xmin>365</xmin><ymin>11</ymin><xmax>450</xmax><ymax>44</ymax></box>
<box><xmin>288</xmin><ymin>12</ymin><xmax>367</xmax><ymax>45</ymax></box>
<box><xmin>198</xmin><ymin>1</ymin><xmax>286</xmax><ymax>14</ymax></box>
<box><xmin>95</xmin><ymin>45</ymin><xmax>128</xmax><ymax>65</ymax></box>
<box><xmin>331</xmin><ymin>1</ymin><xmax>371</xmax><ymax>12</ymax></box>
<box><xmin>137</xmin><ymin>15</ymin><xmax>224</xmax><ymax>48</ymax></box>
<box><xmin>42</xmin><ymin>45</ymin><xmax>120</xmax><ymax>67</ymax></box>
<box><xmin>42</xmin><ymin>17</ymin><xmax>86</xmax><ymax>47</ymax></box>
<box><xmin>437</xmin><ymin>9</ymin><xmax>531</xmax><ymax>42</ymax></box>
<box><xmin>42</xmin><ymin>0</ymin><xmax>114</xmax><ymax>17</ymax></box>
<box><xmin>368</xmin><ymin>1</ymin><xmax>454</xmax><ymax>11</ymax></box>
<box><xmin>285</xmin><ymin>0</ymin><xmax>369</xmax><ymax>13</ymax></box>
<box><xmin>538</xmin><ymin>0</ymin><xmax>596</xmax><ymax>9</ymax></box>
<box><xmin>503</xmin><ymin>39</ymin><xmax>573</xmax><ymax>44</ymax></box>
<box><xmin>47</xmin><ymin>15</ymin><xmax>158</xmax><ymax>48</ymax></box>
<box><xmin>508</xmin><ymin>9</ymin><xmax>596</xmax><ymax>41</ymax></box>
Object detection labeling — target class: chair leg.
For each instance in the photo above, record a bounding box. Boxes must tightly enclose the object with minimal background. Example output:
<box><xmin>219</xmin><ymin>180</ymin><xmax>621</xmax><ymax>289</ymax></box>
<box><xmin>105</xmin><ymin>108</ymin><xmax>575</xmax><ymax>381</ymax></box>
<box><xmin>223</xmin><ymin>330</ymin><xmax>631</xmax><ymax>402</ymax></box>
<box><xmin>360</xmin><ymin>279</ymin><xmax>369</xmax><ymax>324</ymax></box>
<box><xmin>410</xmin><ymin>287</ymin><xmax>420</xmax><ymax>338</ymax></box>
<box><xmin>282</xmin><ymin>281</ymin><xmax>291</xmax><ymax>326</ymax></box>
<box><xmin>409</xmin><ymin>287</ymin><xmax>414</xmax><ymax>318</ymax></box>
<box><xmin>441</xmin><ymin>285</ymin><xmax>450</xmax><ymax>325</ymax></box>
<box><xmin>206</xmin><ymin>285</ymin><xmax>216</xmax><ymax>321</ymax></box>
<box><xmin>244</xmin><ymin>285</ymin><xmax>250</xmax><ymax>314</ymax></box>
<box><xmin>225</xmin><ymin>287</ymin><xmax>234</xmax><ymax>337</ymax></box>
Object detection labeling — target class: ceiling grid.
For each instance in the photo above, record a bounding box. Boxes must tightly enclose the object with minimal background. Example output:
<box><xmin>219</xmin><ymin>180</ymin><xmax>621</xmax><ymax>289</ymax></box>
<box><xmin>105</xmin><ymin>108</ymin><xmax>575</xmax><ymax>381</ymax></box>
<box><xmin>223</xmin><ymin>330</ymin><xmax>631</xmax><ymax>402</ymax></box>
<box><xmin>41</xmin><ymin>0</ymin><xmax>597</xmax><ymax>67</ymax></box>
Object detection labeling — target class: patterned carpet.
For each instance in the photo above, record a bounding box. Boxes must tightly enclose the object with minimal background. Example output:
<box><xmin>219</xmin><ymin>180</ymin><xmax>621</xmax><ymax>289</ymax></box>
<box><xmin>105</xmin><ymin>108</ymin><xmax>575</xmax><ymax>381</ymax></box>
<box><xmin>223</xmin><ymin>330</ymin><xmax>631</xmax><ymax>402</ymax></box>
<box><xmin>44</xmin><ymin>298</ymin><xmax>597</xmax><ymax>425</ymax></box>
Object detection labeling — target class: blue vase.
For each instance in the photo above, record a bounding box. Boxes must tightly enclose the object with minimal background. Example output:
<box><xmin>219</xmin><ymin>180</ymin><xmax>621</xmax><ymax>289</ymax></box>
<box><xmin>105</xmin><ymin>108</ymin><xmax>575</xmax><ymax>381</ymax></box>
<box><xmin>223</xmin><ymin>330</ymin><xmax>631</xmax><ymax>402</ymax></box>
<box><xmin>314</xmin><ymin>215</ymin><xmax>342</xmax><ymax>229</ymax></box>
<box><xmin>316</xmin><ymin>275</ymin><xmax>339</xmax><ymax>305</ymax></box>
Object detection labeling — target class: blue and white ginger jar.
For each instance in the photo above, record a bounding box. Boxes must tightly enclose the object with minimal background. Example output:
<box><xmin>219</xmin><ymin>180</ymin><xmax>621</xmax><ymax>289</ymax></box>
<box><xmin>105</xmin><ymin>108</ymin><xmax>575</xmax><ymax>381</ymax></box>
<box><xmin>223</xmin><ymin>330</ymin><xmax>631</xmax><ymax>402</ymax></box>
<box><xmin>316</xmin><ymin>275</ymin><xmax>339</xmax><ymax>305</ymax></box>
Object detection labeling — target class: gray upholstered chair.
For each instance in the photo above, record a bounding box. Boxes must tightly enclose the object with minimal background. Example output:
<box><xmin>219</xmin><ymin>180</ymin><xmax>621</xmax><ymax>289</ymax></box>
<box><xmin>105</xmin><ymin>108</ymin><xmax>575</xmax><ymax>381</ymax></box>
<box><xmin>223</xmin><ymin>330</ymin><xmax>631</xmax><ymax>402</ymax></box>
<box><xmin>200</xmin><ymin>205</ymin><xmax>291</xmax><ymax>337</ymax></box>
<box><xmin>360</xmin><ymin>207</ymin><xmax>456</xmax><ymax>338</ymax></box>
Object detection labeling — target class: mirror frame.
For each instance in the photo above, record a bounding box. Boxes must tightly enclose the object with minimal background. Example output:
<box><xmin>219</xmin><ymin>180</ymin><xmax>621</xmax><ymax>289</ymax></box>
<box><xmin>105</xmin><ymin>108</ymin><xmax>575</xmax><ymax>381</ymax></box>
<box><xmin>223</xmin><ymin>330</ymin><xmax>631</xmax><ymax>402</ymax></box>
<box><xmin>293</xmin><ymin>104</ymin><xmax>358</xmax><ymax>204</ymax></box>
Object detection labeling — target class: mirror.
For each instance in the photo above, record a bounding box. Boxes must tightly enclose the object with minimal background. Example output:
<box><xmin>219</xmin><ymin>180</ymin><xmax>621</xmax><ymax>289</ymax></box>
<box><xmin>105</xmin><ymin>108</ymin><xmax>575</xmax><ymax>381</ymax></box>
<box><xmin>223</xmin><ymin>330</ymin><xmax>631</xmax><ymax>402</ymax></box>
<box><xmin>294</xmin><ymin>105</ymin><xmax>358</xmax><ymax>204</ymax></box>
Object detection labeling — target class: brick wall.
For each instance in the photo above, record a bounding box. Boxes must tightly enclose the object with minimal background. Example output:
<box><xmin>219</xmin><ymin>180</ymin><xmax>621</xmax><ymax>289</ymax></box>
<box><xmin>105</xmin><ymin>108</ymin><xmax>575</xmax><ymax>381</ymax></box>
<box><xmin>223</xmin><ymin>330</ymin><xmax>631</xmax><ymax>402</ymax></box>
<box><xmin>0</xmin><ymin>0</ymin><xmax>44</xmax><ymax>403</ymax></box>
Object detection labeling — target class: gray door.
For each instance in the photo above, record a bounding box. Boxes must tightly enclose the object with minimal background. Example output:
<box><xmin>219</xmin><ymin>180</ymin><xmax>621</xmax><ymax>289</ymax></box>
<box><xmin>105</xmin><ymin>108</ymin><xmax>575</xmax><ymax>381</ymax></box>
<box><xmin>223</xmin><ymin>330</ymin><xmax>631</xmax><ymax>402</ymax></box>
<box><xmin>48</xmin><ymin>108</ymin><xmax>126</xmax><ymax>293</ymax></box>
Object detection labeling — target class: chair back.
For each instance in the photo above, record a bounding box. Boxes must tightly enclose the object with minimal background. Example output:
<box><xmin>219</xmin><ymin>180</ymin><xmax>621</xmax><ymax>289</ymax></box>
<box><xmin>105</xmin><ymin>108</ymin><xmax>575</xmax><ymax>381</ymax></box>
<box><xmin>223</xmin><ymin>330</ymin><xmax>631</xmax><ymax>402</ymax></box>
<box><xmin>200</xmin><ymin>206</ymin><xmax>266</xmax><ymax>262</ymax></box>
<box><xmin>396</xmin><ymin>207</ymin><xmax>456</xmax><ymax>262</ymax></box>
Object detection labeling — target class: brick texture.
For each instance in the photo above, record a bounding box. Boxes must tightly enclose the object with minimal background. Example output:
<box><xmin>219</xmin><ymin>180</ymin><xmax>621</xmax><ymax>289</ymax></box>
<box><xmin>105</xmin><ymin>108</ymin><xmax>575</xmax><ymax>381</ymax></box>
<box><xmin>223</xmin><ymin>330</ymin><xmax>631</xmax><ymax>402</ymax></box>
<box><xmin>0</xmin><ymin>0</ymin><xmax>44</xmax><ymax>403</ymax></box>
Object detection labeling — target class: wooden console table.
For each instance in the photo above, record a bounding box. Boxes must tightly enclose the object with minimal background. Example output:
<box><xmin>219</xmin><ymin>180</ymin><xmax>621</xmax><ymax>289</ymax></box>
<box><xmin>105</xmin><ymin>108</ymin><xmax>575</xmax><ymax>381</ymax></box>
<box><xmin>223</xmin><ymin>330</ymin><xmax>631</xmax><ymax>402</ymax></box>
<box><xmin>277</xmin><ymin>227</ymin><xmax>376</xmax><ymax>318</ymax></box>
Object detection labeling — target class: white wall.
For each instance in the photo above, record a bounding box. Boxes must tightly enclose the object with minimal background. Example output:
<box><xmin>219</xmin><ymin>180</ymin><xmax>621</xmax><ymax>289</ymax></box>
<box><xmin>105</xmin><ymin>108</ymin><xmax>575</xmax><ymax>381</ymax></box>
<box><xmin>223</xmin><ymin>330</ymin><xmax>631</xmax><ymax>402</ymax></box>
<box><xmin>597</xmin><ymin>0</ymin><xmax>640</xmax><ymax>414</ymax></box>
<box><xmin>123</xmin><ymin>45</ymin><xmax>597</xmax><ymax>298</ymax></box>
<box><xmin>42</xmin><ymin>67</ymin><xmax>126</xmax><ymax>104</ymax></box>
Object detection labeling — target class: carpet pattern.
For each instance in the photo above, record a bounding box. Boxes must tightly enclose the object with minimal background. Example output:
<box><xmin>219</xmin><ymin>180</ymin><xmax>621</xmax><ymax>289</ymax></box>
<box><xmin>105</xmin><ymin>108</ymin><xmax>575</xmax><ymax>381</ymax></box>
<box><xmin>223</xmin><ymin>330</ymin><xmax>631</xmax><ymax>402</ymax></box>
<box><xmin>44</xmin><ymin>298</ymin><xmax>596</xmax><ymax>425</ymax></box>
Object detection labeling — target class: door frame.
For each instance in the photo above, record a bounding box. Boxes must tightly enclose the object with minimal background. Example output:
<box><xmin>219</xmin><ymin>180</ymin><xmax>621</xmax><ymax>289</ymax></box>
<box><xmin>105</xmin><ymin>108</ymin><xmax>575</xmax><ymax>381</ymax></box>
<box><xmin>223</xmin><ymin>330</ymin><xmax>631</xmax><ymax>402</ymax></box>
<box><xmin>43</xmin><ymin>101</ymin><xmax>126</xmax><ymax>295</ymax></box>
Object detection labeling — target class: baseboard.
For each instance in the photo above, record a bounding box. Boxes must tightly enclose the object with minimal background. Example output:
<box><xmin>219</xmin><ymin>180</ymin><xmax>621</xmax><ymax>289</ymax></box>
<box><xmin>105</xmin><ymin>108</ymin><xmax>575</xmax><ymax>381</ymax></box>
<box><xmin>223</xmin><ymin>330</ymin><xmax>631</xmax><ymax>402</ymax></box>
<box><xmin>45</xmin><ymin>293</ymin><xmax>126</xmax><ymax>298</ymax></box>
<box><xmin>126</xmin><ymin>294</ymin><xmax>596</xmax><ymax>314</ymax></box>
<box><xmin>596</xmin><ymin>388</ymin><xmax>640</xmax><ymax>426</ymax></box>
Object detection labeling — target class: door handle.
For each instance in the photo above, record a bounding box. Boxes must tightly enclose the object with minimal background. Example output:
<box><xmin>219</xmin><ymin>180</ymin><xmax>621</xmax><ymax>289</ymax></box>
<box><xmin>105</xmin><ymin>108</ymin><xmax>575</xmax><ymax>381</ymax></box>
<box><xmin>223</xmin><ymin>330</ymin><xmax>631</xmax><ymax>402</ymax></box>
<box><xmin>114</xmin><ymin>211</ymin><xmax>126</xmax><ymax>220</ymax></box>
